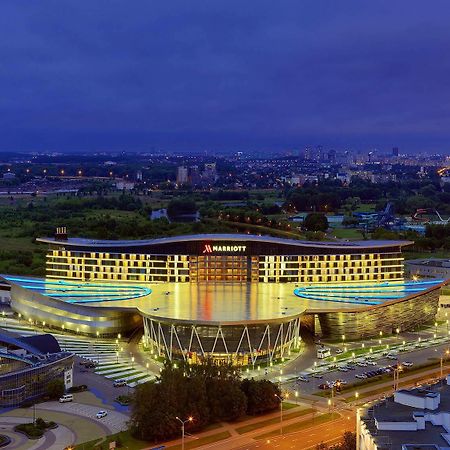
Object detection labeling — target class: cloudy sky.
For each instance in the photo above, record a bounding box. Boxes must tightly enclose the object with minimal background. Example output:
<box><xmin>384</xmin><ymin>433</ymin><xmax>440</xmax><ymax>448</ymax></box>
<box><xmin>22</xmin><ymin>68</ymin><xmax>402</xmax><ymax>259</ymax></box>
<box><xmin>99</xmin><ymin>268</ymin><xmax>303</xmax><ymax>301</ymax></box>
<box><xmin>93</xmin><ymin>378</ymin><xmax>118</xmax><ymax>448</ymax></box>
<box><xmin>1</xmin><ymin>0</ymin><xmax>449</xmax><ymax>153</ymax></box>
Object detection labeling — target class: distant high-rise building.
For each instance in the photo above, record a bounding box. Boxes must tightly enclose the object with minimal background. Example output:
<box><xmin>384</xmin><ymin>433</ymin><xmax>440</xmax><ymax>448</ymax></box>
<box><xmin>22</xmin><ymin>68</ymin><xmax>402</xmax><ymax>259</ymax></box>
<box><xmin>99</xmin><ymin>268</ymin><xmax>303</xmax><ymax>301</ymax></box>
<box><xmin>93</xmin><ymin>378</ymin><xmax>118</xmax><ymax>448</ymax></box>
<box><xmin>304</xmin><ymin>146</ymin><xmax>313</xmax><ymax>160</ymax></box>
<box><xmin>136</xmin><ymin>170</ymin><xmax>143</xmax><ymax>181</ymax></box>
<box><xmin>316</xmin><ymin>145</ymin><xmax>324</xmax><ymax>162</ymax></box>
<box><xmin>328</xmin><ymin>149</ymin><xmax>336</xmax><ymax>164</ymax></box>
<box><xmin>203</xmin><ymin>163</ymin><xmax>217</xmax><ymax>182</ymax></box>
<box><xmin>176</xmin><ymin>166</ymin><xmax>189</xmax><ymax>184</ymax></box>
<box><xmin>189</xmin><ymin>165</ymin><xmax>201</xmax><ymax>185</ymax></box>
<box><xmin>392</xmin><ymin>147</ymin><xmax>399</xmax><ymax>157</ymax></box>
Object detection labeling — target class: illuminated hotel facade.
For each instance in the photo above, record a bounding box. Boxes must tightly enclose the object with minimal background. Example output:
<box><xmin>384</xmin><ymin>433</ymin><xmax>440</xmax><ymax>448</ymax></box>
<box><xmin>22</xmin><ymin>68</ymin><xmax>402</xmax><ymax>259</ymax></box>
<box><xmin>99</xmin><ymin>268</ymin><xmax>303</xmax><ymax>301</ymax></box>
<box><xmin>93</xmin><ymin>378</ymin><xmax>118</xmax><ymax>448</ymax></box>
<box><xmin>3</xmin><ymin>232</ymin><xmax>445</xmax><ymax>365</ymax></box>
<box><xmin>38</xmin><ymin>230</ymin><xmax>408</xmax><ymax>285</ymax></box>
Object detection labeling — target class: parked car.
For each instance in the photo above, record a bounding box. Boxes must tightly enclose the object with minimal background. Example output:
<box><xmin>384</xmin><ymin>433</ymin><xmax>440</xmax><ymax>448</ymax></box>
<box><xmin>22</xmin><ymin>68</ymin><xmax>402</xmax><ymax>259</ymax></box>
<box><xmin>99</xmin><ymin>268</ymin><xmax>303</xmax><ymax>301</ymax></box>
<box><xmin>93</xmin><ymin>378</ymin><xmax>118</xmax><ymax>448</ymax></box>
<box><xmin>355</xmin><ymin>374</ymin><xmax>367</xmax><ymax>379</ymax></box>
<box><xmin>113</xmin><ymin>379</ymin><xmax>127</xmax><ymax>387</ymax></box>
<box><xmin>59</xmin><ymin>394</ymin><xmax>74</xmax><ymax>403</ymax></box>
<box><xmin>96</xmin><ymin>410</ymin><xmax>108</xmax><ymax>419</ymax></box>
<box><xmin>402</xmin><ymin>361</ymin><xmax>414</xmax><ymax>367</ymax></box>
<box><xmin>335</xmin><ymin>348</ymin><xmax>343</xmax><ymax>354</ymax></box>
<box><xmin>318</xmin><ymin>383</ymin><xmax>330</xmax><ymax>390</ymax></box>
<box><xmin>311</xmin><ymin>373</ymin><xmax>323</xmax><ymax>379</ymax></box>
<box><xmin>297</xmin><ymin>376</ymin><xmax>309</xmax><ymax>382</ymax></box>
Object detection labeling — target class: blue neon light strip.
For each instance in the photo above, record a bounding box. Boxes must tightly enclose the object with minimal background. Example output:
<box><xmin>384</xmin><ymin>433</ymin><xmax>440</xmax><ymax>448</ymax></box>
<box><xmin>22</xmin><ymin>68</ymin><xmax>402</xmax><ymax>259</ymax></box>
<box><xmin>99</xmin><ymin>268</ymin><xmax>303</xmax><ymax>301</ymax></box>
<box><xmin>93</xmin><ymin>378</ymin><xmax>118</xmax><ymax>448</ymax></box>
<box><xmin>293</xmin><ymin>279</ymin><xmax>444</xmax><ymax>305</ymax></box>
<box><xmin>4</xmin><ymin>276</ymin><xmax>151</xmax><ymax>304</ymax></box>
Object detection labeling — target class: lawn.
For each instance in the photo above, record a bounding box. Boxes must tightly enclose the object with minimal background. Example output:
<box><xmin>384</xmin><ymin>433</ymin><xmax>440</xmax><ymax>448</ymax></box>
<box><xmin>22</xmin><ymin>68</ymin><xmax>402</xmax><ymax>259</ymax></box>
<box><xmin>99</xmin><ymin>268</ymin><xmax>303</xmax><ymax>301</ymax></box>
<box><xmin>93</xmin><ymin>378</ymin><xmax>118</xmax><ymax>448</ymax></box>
<box><xmin>235</xmin><ymin>407</ymin><xmax>313</xmax><ymax>434</ymax></box>
<box><xmin>75</xmin><ymin>430</ymin><xmax>149</xmax><ymax>450</ymax></box>
<box><xmin>330</xmin><ymin>228</ymin><xmax>364</xmax><ymax>239</ymax></box>
<box><xmin>254</xmin><ymin>412</ymin><xmax>340</xmax><ymax>439</ymax></box>
<box><xmin>167</xmin><ymin>431</ymin><xmax>231</xmax><ymax>449</ymax></box>
<box><xmin>76</xmin><ymin>428</ymin><xmax>231</xmax><ymax>450</ymax></box>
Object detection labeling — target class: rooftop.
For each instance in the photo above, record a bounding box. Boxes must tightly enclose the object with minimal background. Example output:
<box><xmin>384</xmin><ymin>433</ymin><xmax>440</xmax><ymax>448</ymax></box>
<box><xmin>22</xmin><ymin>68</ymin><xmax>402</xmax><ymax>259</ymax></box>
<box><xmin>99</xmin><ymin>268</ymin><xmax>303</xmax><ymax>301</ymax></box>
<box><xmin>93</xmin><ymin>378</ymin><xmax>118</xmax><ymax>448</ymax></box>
<box><xmin>361</xmin><ymin>381</ymin><xmax>450</xmax><ymax>449</ymax></box>
<box><xmin>36</xmin><ymin>233</ymin><xmax>413</xmax><ymax>250</ymax></box>
<box><xmin>407</xmin><ymin>258</ymin><xmax>450</xmax><ymax>269</ymax></box>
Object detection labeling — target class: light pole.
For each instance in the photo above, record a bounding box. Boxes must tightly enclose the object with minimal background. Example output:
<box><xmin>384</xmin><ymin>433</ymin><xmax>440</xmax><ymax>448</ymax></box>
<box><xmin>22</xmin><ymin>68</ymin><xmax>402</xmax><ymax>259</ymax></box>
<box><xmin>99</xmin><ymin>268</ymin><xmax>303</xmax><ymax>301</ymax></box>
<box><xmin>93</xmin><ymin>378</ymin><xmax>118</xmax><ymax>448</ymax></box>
<box><xmin>330</xmin><ymin>381</ymin><xmax>341</xmax><ymax>411</ymax></box>
<box><xmin>394</xmin><ymin>364</ymin><xmax>403</xmax><ymax>391</ymax></box>
<box><xmin>441</xmin><ymin>349</ymin><xmax>450</xmax><ymax>379</ymax></box>
<box><xmin>175</xmin><ymin>416</ymin><xmax>193</xmax><ymax>450</ymax></box>
<box><xmin>96</xmin><ymin>331</ymin><xmax>100</xmax><ymax>364</ymax></box>
<box><xmin>274</xmin><ymin>392</ymin><xmax>289</xmax><ymax>435</ymax></box>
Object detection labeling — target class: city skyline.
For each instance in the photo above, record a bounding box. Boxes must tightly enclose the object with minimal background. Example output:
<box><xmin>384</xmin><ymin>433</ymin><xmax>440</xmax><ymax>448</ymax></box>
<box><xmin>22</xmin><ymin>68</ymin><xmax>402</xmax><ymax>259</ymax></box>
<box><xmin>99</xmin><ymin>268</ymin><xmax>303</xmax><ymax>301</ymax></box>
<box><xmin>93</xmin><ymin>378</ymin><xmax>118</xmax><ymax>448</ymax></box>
<box><xmin>1</xmin><ymin>0</ymin><xmax>450</xmax><ymax>153</ymax></box>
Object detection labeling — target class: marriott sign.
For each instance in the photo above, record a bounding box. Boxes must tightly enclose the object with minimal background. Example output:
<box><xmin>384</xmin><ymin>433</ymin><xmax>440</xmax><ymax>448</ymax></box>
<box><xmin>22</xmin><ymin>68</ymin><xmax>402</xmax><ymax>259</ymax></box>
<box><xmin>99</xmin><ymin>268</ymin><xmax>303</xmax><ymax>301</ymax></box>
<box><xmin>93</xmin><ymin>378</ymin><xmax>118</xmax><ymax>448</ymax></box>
<box><xmin>202</xmin><ymin>243</ymin><xmax>247</xmax><ymax>254</ymax></box>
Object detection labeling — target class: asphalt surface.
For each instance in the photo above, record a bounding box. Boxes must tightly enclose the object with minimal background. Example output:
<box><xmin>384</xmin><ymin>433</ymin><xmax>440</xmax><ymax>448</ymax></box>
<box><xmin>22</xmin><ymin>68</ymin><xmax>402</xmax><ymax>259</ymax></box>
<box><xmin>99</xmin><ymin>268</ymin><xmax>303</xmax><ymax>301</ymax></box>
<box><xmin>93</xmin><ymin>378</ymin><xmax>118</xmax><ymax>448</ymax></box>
<box><xmin>286</xmin><ymin>338</ymin><xmax>450</xmax><ymax>395</ymax></box>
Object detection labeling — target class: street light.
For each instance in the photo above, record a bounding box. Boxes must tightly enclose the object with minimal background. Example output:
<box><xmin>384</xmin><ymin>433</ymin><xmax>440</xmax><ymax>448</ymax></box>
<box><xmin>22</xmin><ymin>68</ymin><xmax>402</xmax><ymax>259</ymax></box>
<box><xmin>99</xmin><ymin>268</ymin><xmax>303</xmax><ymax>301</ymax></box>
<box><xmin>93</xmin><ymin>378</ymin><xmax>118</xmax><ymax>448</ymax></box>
<box><xmin>393</xmin><ymin>364</ymin><xmax>403</xmax><ymax>391</ymax></box>
<box><xmin>274</xmin><ymin>392</ymin><xmax>289</xmax><ymax>435</ymax></box>
<box><xmin>175</xmin><ymin>416</ymin><xmax>193</xmax><ymax>450</ymax></box>
<box><xmin>441</xmin><ymin>349</ymin><xmax>450</xmax><ymax>379</ymax></box>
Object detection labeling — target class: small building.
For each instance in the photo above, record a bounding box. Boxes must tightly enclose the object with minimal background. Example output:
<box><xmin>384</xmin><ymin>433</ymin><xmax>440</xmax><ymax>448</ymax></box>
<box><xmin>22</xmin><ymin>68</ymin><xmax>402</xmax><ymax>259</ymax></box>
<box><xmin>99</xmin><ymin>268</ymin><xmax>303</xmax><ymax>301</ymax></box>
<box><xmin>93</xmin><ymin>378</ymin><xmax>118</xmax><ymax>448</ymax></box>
<box><xmin>405</xmin><ymin>259</ymin><xmax>450</xmax><ymax>280</ymax></box>
<box><xmin>0</xmin><ymin>329</ymin><xmax>73</xmax><ymax>407</ymax></box>
<box><xmin>358</xmin><ymin>376</ymin><xmax>450</xmax><ymax>450</ymax></box>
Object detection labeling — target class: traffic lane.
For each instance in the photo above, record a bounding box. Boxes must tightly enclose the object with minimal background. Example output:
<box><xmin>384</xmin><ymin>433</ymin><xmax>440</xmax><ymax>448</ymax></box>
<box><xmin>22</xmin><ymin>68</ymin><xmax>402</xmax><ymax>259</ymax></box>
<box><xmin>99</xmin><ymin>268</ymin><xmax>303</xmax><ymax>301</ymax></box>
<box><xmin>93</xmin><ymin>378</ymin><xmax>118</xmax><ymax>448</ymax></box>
<box><xmin>233</xmin><ymin>413</ymin><xmax>355</xmax><ymax>450</ymax></box>
<box><xmin>288</xmin><ymin>342</ymin><xmax>450</xmax><ymax>395</ymax></box>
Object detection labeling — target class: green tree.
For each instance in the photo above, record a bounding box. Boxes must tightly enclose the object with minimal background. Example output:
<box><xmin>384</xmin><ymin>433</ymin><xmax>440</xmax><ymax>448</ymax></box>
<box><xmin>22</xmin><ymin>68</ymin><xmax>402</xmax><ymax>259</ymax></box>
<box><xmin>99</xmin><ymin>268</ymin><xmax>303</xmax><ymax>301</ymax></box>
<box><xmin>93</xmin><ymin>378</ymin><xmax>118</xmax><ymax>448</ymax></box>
<box><xmin>241</xmin><ymin>379</ymin><xmax>280</xmax><ymax>415</ymax></box>
<box><xmin>45</xmin><ymin>379</ymin><xmax>64</xmax><ymax>400</ymax></box>
<box><xmin>339</xmin><ymin>431</ymin><xmax>356</xmax><ymax>450</ymax></box>
<box><xmin>167</xmin><ymin>198</ymin><xmax>198</xmax><ymax>218</ymax></box>
<box><xmin>303</xmin><ymin>213</ymin><xmax>329</xmax><ymax>232</ymax></box>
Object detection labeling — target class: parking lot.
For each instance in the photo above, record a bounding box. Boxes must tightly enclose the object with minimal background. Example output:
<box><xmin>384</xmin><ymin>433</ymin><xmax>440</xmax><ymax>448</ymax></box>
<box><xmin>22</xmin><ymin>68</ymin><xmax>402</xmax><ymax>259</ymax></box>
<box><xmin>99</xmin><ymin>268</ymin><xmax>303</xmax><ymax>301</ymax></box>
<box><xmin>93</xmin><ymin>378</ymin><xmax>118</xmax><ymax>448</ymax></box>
<box><xmin>287</xmin><ymin>336</ymin><xmax>450</xmax><ymax>395</ymax></box>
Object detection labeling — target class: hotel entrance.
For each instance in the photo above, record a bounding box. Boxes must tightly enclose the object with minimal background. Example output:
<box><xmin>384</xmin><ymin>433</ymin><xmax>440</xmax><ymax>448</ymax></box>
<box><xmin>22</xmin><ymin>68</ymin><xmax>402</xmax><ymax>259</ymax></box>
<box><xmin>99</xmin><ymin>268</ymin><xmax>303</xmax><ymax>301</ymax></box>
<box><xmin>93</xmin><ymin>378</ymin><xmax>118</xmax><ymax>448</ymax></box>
<box><xmin>189</xmin><ymin>255</ymin><xmax>259</xmax><ymax>282</ymax></box>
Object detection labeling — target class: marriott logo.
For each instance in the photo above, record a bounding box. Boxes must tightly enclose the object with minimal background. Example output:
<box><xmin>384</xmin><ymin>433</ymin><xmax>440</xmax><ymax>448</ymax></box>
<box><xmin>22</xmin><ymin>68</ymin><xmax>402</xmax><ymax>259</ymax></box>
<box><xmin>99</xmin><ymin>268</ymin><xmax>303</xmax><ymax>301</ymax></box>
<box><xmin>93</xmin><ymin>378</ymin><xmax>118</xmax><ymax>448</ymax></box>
<box><xmin>202</xmin><ymin>244</ymin><xmax>247</xmax><ymax>254</ymax></box>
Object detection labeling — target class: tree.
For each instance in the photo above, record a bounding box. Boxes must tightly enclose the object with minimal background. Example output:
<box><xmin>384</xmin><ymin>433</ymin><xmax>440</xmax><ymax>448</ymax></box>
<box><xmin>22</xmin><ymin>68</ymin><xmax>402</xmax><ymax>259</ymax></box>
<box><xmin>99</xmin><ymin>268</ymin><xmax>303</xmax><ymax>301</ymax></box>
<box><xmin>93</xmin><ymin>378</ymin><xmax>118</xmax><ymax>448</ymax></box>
<box><xmin>340</xmin><ymin>431</ymin><xmax>356</xmax><ymax>450</ymax></box>
<box><xmin>207</xmin><ymin>378</ymin><xmax>247</xmax><ymax>422</ymax></box>
<box><xmin>241</xmin><ymin>379</ymin><xmax>280</xmax><ymax>415</ymax></box>
<box><xmin>303</xmin><ymin>213</ymin><xmax>329</xmax><ymax>232</ymax></box>
<box><xmin>45</xmin><ymin>379</ymin><xmax>64</xmax><ymax>400</ymax></box>
<box><xmin>167</xmin><ymin>198</ymin><xmax>198</xmax><ymax>218</ymax></box>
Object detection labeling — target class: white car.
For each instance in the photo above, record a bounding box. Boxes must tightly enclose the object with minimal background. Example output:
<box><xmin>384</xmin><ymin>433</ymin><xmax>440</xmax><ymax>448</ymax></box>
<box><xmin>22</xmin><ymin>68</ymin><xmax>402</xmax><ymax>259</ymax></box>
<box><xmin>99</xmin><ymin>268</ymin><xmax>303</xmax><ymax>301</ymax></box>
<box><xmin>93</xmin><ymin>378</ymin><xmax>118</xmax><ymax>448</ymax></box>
<box><xmin>96</xmin><ymin>410</ymin><xmax>108</xmax><ymax>419</ymax></box>
<box><xmin>297</xmin><ymin>376</ymin><xmax>309</xmax><ymax>382</ymax></box>
<box><xmin>355</xmin><ymin>374</ymin><xmax>367</xmax><ymax>379</ymax></box>
<box><xmin>367</xmin><ymin>361</ymin><xmax>377</xmax><ymax>366</ymax></box>
<box><xmin>311</xmin><ymin>373</ymin><xmax>323</xmax><ymax>379</ymax></box>
<box><xmin>402</xmin><ymin>361</ymin><xmax>414</xmax><ymax>367</ymax></box>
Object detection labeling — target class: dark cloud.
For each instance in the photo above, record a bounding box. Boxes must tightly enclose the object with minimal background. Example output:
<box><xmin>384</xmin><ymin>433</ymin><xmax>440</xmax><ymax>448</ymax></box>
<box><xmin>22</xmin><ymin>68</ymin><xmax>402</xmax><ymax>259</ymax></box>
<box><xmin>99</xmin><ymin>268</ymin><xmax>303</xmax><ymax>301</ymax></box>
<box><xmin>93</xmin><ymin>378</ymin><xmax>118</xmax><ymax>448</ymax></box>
<box><xmin>0</xmin><ymin>0</ymin><xmax>449</xmax><ymax>153</ymax></box>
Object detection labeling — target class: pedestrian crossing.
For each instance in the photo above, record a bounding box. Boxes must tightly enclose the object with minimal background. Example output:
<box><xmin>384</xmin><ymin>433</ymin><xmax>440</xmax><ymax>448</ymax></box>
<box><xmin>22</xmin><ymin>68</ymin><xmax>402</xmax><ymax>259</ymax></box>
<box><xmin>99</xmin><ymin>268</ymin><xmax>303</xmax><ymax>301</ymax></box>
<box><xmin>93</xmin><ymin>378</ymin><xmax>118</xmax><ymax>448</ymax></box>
<box><xmin>0</xmin><ymin>318</ymin><xmax>155</xmax><ymax>388</ymax></box>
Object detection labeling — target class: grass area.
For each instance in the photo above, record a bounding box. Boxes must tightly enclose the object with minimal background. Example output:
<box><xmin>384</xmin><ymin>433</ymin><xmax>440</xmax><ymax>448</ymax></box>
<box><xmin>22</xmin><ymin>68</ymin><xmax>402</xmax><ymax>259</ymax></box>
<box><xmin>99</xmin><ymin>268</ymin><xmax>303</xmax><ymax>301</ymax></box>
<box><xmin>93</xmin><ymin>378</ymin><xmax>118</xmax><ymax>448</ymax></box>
<box><xmin>167</xmin><ymin>431</ymin><xmax>231</xmax><ymax>449</ymax></box>
<box><xmin>235</xmin><ymin>407</ymin><xmax>313</xmax><ymax>434</ymax></box>
<box><xmin>282</xmin><ymin>402</ymin><xmax>299</xmax><ymax>410</ymax></box>
<box><xmin>322</xmin><ymin>345</ymin><xmax>386</xmax><ymax>362</ymax></box>
<box><xmin>330</xmin><ymin>228</ymin><xmax>364</xmax><ymax>239</ymax></box>
<box><xmin>211</xmin><ymin>219</ymin><xmax>306</xmax><ymax>240</ymax></box>
<box><xmin>255</xmin><ymin>412</ymin><xmax>340</xmax><ymax>439</ymax></box>
<box><xmin>76</xmin><ymin>426</ymin><xmax>229</xmax><ymax>450</ymax></box>
<box><xmin>355</xmin><ymin>203</ymin><xmax>376</xmax><ymax>213</ymax></box>
<box><xmin>75</xmin><ymin>430</ymin><xmax>148</xmax><ymax>450</ymax></box>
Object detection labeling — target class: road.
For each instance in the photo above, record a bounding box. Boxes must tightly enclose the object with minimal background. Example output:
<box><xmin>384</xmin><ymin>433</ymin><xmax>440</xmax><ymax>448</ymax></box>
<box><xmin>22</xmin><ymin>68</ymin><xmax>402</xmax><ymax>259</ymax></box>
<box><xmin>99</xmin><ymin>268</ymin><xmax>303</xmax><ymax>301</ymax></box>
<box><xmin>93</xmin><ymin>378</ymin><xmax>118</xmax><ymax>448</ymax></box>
<box><xmin>197</xmin><ymin>411</ymin><xmax>355</xmax><ymax>450</ymax></box>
